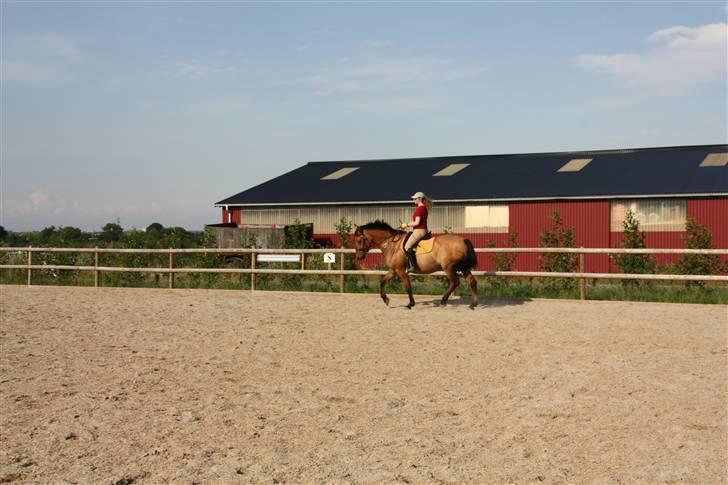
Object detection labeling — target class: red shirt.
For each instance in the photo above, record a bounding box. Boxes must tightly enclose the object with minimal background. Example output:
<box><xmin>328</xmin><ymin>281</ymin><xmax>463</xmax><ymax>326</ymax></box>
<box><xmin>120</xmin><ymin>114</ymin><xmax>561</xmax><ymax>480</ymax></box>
<box><xmin>412</xmin><ymin>205</ymin><xmax>428</xmax><ymax>230</ymax></box>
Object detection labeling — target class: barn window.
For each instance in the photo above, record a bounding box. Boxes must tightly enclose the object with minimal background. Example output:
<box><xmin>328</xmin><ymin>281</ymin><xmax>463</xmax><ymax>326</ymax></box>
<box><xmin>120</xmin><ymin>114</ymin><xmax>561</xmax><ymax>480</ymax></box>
<box><xmin>321</xmin><ymin>167</ymin><xmax>359</xmax><ymax>180</ymax></box>
<box><xmin>610</xmin><ymin>199</ymin><xmax>686</xmax><ymax>232</ymax></box>
<box><xmin>433</xmin><ymin>163</ymin><xmax>470</xmax><ymax>176</ymax></box>
<box><xmin>699</xmin><ymin>153</ymin><xmax>728</xmax><ymax>167</ymax></box>
<box><xmin>464</xmin><ymin>205</ymin><xmax>509</xmax><ymax>232</ymax></box>
<box><xmin>558</xmin><ymin>158</ymin><xmax>592</xmax><ymax>172</ymax></box>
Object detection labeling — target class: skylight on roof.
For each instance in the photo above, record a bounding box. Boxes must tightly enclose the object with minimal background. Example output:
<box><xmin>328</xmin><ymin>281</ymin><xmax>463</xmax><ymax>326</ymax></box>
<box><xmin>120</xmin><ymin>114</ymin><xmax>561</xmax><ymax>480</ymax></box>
<box><xmin>558</xmin><ymin>158</ymin><xmax>592</xmax><ymax>172</ymax></box>
<box><xmin>699</xmin><ymin>153</ymin><xmax>728</xmax><ymax>167</ymax></box>
<box><xmin>321</xmin><ymin>167</ymin><xmax>359</xmax><ymax>180</ymax></box>
<box><xmin>433</xmin><ymin>163</ymin><xmax>470</xmax><ymax>176</ymax></box>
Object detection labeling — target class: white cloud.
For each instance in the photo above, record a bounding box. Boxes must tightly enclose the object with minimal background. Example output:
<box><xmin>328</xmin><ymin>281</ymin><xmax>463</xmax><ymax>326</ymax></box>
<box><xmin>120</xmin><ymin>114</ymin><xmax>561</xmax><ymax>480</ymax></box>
<box><xmin>300</xmin><ymin>56</ymin><xmax>484</xmax><ymax>95</ymax></box>
<box><xmin>2</xmin><ymin>190</ymin><xmax>215</xmax><ymax>231</ymax></box>
<box><xmin>1</xmin><ymin>60</ymin><xmax>68</xmax><ymax>83</ymax></box>
<box><xmin>184</xmin><ymin>97</ymin><xmax>248</xmax><ymax>114</ymax></box>
<box><xmin>13</xmin><ymin>32</ymin><xmax>83</xmax><ymax>61</ymax></box>
<box><xmin>366</xmin><ymin>40</ymin><xmax>393</xmax><ymax>48</ymax></box>
<box><xmin>1</xmin><ymin>32</ymin><xmax>84</xmax><ymax>84</ymax></box>
<box><xmin>577</xmin><ymin>23</ymin><xmax>727</xmax><ymax>95</ymax></box>
<box><xmin>174</xmin><ymin>62</ymin><xmax>235</xmax><ymax>79</ymax></box>
<box><xmin>284</xmin><ymin>54</ymin><xmax>484</xmax><ymax>113</ymax></box>
<box><xmin>30</xmin><ymin>189</ymin><xmax>51</xmax><ymax>208</ymax></box>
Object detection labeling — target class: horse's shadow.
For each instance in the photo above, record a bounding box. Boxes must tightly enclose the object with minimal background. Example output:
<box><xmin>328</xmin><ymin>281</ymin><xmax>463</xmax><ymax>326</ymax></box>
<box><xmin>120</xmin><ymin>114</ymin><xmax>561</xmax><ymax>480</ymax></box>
<box><xmin>404</xmin><ymin>296</ymin><xmax>529</xmax><ymax>309</ymax></box>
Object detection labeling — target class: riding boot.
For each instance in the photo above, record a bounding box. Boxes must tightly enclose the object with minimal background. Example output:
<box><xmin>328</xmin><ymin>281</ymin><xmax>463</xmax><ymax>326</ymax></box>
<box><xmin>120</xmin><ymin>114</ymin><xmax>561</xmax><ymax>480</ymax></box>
<box><xmin>406</xmin><ymin>248</ymin><xmax>418</xmax><ymax>273</ymax></box>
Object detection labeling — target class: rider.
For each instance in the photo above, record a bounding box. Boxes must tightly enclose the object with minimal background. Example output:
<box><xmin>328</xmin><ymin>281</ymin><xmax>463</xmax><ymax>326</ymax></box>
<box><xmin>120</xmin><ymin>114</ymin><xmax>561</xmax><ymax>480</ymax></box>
<box><xmin>400</xmin><ymin>191</ymin><xmax>429</xmax><ymax>273</ymax></box>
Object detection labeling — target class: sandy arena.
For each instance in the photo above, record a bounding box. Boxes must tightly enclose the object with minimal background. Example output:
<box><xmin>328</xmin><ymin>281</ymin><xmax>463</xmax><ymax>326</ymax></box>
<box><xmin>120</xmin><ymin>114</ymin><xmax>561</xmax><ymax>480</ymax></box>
<box><xmin>0</xmin><ymin>285</ymin><xmax>726</xmax><ymax>484</ymax></box>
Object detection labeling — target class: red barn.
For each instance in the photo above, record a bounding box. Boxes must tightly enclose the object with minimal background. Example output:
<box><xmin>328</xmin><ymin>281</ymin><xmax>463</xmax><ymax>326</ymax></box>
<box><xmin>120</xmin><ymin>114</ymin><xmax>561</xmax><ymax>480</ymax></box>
<box><xmin>216</xmin><ymin>144</ymin><xmax>727</xmax><ymax>272</ymax></box>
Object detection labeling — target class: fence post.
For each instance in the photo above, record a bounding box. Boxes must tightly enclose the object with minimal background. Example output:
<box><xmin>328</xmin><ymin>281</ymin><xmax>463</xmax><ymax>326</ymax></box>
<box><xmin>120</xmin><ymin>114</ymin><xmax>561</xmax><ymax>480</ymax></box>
<box><xmin>579</xmin><ymin>250</ymin><xmax>586</xmax><ymax>301</ymax></box>
<box><xmin>168</xmin><ymin>249</ymin><xmax>174</xmax><ymax>289</ymax></box>
<box><xmin>301</xmin><ymin>253</ymin><xmax>305</xmax><ymax>271</ymax></box>
<box><xmin>339</xmin><ymin>251</ymin><xmax>345</xmax><ymax>294</ymax></box>
<box><xmin>251</xmin><ymin>251</ymin><xmax>256</xmax><ymax>291</ymax></box>
<box><xmin>94</xmin><ymin>247</ymin><xmax>99</xmax><ymax>287</ymax></box>
<box><xmin>27</xmin><ymin>245</ymin><xmax>32</xmax><ymax>286</ymax></box>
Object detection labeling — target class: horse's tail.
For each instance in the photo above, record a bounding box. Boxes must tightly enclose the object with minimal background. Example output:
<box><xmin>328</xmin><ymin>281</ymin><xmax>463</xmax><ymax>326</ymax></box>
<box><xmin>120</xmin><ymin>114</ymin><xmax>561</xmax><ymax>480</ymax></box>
<box><xmin>454</xmin><ymin>238</ymin><xmax>477</xmax><ymax>275</ymax></box>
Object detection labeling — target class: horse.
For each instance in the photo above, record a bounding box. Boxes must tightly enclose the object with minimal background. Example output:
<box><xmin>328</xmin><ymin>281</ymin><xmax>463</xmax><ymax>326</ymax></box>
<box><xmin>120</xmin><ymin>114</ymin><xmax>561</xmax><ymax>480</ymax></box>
<box><xmin>352</xmin><ymin>221</ymin><xmax>479</xmax><ymax>309</ymax></box>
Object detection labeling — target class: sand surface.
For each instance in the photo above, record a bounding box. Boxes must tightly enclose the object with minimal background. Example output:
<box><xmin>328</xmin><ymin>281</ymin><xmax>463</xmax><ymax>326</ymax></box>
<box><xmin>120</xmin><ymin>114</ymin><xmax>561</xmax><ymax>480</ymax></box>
<box><xmin>1</xmin><ymin>285</ymin><xmax>726</xmax><ymax>484</ymax></box>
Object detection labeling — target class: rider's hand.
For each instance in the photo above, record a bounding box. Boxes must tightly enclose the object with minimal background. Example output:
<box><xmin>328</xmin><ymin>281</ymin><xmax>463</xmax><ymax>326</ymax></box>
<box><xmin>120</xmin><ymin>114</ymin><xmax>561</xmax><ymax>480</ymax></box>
<box><xmin>400</xmin><ymin>223</ymin><xmax>409</xmax><ymax>230</ymax></box>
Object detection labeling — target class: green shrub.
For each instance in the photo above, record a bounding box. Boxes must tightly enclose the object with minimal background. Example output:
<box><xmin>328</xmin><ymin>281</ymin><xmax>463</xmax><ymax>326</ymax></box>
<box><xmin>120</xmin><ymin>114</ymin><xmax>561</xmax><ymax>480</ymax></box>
<box><xmin>678</xmin><ymin>217</ymin><xmax>723</xmax><ymax>287</ymax></box>
<box><xmin>538</xmin><ymin>212</ymin><xmax>578</xmax><ymax>291</ymax></box>
<box><xmin>613</xmin><ymin>210</ymin><xmax>656</xmax><ymax>287</ymax></box>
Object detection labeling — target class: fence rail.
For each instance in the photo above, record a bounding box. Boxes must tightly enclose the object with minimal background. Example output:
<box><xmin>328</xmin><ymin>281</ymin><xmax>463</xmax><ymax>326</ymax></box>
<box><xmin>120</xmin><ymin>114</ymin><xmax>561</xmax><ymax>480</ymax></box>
<box><xmin>1</xmin><ymin>246</ymin><xmax>727</xmax><ymax>300</ymax></box>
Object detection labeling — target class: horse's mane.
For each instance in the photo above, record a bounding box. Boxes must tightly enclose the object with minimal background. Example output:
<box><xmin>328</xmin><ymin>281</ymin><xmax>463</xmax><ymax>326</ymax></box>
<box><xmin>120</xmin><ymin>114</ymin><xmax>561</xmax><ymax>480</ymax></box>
<box><xmin>360</xmin><ymin>220</ymin><xmax>399</xmax><ymax>233</ymax></box>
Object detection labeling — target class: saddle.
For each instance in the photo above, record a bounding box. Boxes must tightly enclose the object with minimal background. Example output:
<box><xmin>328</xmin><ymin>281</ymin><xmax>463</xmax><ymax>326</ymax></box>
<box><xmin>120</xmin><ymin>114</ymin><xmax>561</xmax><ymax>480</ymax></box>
<box><xmin>403</xmin><ymin>231</ymin><xmax>435</xmax><ymax>255</ymax></box>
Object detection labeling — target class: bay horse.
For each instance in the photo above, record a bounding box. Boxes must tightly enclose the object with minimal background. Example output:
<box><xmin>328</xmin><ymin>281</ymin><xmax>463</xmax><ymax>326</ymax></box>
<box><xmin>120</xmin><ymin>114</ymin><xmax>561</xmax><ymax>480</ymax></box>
<box><xmin>352</xmin><ymin>221</ymin><xmax>479</xmax><ymax>309</ymax></box>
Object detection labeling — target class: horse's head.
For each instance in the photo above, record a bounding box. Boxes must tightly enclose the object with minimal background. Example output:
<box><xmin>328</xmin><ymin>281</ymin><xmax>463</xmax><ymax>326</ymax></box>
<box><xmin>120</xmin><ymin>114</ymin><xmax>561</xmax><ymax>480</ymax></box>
<box><xmin>352</xmin><ymin>225</ymin><xmax>373</xmax><ymax>261</ymax></box>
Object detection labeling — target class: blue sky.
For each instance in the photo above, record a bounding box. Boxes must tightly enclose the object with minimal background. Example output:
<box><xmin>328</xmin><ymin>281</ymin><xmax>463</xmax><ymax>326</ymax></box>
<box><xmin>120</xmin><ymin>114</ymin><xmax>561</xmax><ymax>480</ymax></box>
<box><xmin>2</xmin><ymin>1</ymin><xmax>726</xmax><ymax>231</ymax></box>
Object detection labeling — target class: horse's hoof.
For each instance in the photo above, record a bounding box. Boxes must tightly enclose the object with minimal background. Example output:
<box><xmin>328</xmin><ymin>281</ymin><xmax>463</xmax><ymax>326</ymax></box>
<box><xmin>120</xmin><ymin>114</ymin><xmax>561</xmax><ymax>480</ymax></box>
<box><xmin>406</xmin><ymin>304</ymin><xmax>413</xmax><ymax>309</ymax></box>
<box><xmin>469</xmin><ymin>304</ymin><xmax>476</xmax><ymax>310</ymax></box>
<box><xmin>382</xmin><ymin>297</ymin><xmax>390</xmax><ymax>306</ymax></box>
<box><xmin>440</xmin><ymin>299</ymin><xmax>448</xmax><ymax>306</ymax></box>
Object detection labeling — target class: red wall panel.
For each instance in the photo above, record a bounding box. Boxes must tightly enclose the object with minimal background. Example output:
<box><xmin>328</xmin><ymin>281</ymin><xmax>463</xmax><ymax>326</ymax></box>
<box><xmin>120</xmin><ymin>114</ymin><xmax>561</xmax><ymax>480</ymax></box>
<box><xmin>688</xmin><ymin>198</ymin><xmax>728</xmax><ymax>248</ymax></box>
<box><xmin>221</xmin><ymin>208</ymin><xmax>242</xmax><ymax>224</ymax></box>
<box><xmin>688</xmin><ymin>198</ymin><xmax>728</xmax><ymax>269</ymax></box>
<box><xmin>237</xmin><ymin>197</ymin><xmax>727</xmax><ymax>274</ymax></box>
<box><xmin>230</xmin><ymin>208</ymin><xmax>241</xmax><ymax>224</ymax></box>
<box><xmin>510</xmin><ymin>201</ymin><xmax>611</xmax><ymax>272</ymax></box>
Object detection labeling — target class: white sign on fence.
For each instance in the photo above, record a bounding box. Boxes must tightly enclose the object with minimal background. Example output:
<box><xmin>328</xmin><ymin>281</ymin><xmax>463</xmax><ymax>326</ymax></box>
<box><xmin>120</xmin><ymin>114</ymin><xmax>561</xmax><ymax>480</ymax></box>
<box><xmin>257</xmin><ymin>254</ymin><xmax>301</xmax><ymax>263</ymax></box>
<box><xmin>323</xmin><ymin>253</ymin><xmax>336</xmax><ymax>264</ymax></box>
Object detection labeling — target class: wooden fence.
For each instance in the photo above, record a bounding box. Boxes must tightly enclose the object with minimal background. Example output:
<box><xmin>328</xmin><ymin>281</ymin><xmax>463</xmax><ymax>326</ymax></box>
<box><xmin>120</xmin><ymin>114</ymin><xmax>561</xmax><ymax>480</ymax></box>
<box><xmin>1</xmin><ymin>246</ymin><xmax>727</xmax><ymax>300</ymax></box>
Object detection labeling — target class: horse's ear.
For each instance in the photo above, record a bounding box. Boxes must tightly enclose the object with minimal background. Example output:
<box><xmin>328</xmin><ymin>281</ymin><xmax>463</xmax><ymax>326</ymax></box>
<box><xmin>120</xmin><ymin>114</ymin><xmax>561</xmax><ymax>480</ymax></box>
<box><xmin>353</xmin><ymin>224</ymin><xmax>360</xmax><ymax>234</ymax></box>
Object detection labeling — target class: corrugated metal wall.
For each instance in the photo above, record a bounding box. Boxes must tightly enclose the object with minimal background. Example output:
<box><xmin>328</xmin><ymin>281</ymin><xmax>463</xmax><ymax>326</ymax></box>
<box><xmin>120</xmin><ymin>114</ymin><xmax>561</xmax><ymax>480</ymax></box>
<box><xmin>509</xmin><ymin>200</ymin><xmax>611</xmax><ymax>272</ymax></box>
<box><xmin>689</xmin><ymin>198</ymin><xmax>728</xmax><ymax>248</ymax></box>
<box><xmin>688</xmin><ymin>198</ymin><xmax>728</xmax><ymax>268</ymax></box>
<box><xmin>227</xmin><ymin>197</ymin><xmax>727</xmax><ymax>272</ymax></box>
<box><xmin>235</xmin><ymin>204</ymin><xmax>509</xmax><ymax>234</ymax></box>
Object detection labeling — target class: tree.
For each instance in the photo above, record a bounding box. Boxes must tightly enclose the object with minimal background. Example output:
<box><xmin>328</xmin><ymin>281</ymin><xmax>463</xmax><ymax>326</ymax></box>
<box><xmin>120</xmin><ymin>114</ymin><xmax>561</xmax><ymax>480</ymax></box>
<box><xmin>334</xmin><ymin>216</ymin><xmax>353</xmax><ymax>249</ymax></box>
<box><xmin>487</xmin><ymin>230</ymin><xmax>520</xmax><ymax>291</ymax></box>
<box><xmin>56</xmin><ymin>226</ymin><xmax>85</xmax><ymax>246</ymax></box>
<box><xmin>161</xmin><ymin>227</ymin><xmax>188</xmax><ymax>248</ymax></box>
<box><xmin>100</xmin><ymin>222</ymin><xmax>123</xmax><ymax>242</ymax></box>
<box><xmin>678</xmin><ymin>217</ymin><xmax>722</xmax><ymax>286</ymax></box>
<box><xmin>0</xmin><ymin>226</ymin><xmax>7</xmax><ymax>241</ymax></box>
<box><xmin>489</xmin><ymin>230</ymin><xmax>519</xmax><ymax>272</ymax></box>
<box><xmin>144</xmin><ymin>223</ymin><xmax>165</xmax><ymax>249</ymax></box>
<box><xmin>146</xmin><ymin>222</ymin><xmax>164</xmax><ymax>233</ymax></box>
<box><xmin>538</xmin><ymin>212</ymin><xmax>578</xmax><ymax>290</ymax></box>
<box><xmin>38</xmin><ymin>226</ymin><xmax>57</xmax><ymax>245</ymax></box>
<box><xmin>284</xmin><ymin>219</ymin><xmax>314</xmax><ymax>249</ymax></box>
<box><xmin>613</xmin><ymin>210</ymin><xmax>656</xmax><ymax>287</ymax></box>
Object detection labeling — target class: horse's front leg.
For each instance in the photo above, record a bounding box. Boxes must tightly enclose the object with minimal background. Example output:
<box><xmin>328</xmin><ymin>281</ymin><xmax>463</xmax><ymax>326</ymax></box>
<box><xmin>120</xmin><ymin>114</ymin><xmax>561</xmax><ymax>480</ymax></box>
<box><xmin>396</xmin><ymin>269</ymin><xmax>416</xmax><ymax>309</ymax></box>
<box><xmin>380</xmin><ymin>269</ymin><xmax>395</xmax><ymax>306</ymax></box>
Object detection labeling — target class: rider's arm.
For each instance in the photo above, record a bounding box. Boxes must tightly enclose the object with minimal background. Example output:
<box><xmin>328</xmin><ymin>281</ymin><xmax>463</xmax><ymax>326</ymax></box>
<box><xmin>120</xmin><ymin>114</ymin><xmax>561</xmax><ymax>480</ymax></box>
<box><xmin>409</xmin><ymin>216</ymin><xmax>421</xmax><ymax>227</ymax></box>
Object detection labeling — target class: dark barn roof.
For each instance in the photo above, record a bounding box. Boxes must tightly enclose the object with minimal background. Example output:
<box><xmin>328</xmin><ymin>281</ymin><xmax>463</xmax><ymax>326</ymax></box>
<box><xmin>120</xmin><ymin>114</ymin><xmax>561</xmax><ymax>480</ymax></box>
<box><xmin>217</xmin><ymin>144</ymin><xmax>728</xmax><ymax>206</ymax></box>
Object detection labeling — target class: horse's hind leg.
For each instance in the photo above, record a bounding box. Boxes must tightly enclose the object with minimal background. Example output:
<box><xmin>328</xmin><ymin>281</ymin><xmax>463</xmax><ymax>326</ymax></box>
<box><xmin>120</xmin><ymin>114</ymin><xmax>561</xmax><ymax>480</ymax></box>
<box><xmin>440</xmin><ymin>267</ymin><xmax>459</xmax><ymax>306</ymax></box>
<box><xmin>380</xmin><ymin>270</ymin><xmax>395</xmax><ymax>306</ymax></box>
<box><xmin>463</xmin><ymin>270</ymin><xmax>478</xmax><ymax>309</ymax></box>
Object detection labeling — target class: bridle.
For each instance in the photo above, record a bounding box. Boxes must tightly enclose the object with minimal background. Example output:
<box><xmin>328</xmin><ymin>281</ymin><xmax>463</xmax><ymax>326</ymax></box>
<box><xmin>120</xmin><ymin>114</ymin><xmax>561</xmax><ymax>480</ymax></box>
<box><xmin>355</xmin><ymin>228</ymin><xmax>402</xmax><ymax>255</ymax></box>
<box><xmin>354</xmin><ymin>229</ymin><xmax>373</xmax><ymax>258</ymax></box>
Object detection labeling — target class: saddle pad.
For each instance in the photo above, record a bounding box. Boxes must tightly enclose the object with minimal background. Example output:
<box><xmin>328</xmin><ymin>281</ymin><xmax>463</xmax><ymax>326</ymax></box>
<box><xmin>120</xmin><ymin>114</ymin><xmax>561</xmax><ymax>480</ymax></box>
<box><xmin>416</xmin><ymin>237</ymin><xmax>435</xmax><ymax>255</ymax></box>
